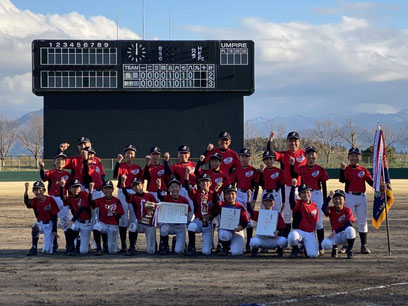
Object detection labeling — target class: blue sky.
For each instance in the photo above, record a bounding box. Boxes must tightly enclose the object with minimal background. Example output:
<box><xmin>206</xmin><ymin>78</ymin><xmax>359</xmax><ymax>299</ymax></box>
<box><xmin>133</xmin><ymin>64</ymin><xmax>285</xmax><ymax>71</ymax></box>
<box><xmin>2</xmin><ymin>0</ymin><xmax>408</xmax><ymax>120</ymax></box>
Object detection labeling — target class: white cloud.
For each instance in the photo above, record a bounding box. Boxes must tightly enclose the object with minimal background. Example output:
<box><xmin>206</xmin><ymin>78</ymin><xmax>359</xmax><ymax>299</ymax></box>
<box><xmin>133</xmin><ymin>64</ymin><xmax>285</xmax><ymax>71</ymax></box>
<box><xmin>353</xmin><ymin>103</ymin><xmax>399</xmax><ymax>115</ymax></box>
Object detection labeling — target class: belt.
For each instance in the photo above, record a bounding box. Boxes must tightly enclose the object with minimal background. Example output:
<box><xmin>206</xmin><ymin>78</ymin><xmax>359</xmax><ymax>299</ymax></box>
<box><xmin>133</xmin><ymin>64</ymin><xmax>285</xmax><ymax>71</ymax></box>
<box><xmin>265</xmin><ymin>189</ymin><xmax>277</xmax><ymax>193</ymax></box>
<box><xmin>40</xmin><ymin>221</ymin><xmax>50</xmax><ymax>224</ymax></box>
<box><xmin>78</xmin><ymin>219</ymin><xmax>91</xmax><ymax>223</ymax></box>
<box><xmin>348</xmin><ymin>192</ymin><xmax>364</xmax><ymax>195</ymax></box>
<box><xmin>238</xmin><ymin>189</ymin><xmax>249</xmax><ymax>192</ymax></box>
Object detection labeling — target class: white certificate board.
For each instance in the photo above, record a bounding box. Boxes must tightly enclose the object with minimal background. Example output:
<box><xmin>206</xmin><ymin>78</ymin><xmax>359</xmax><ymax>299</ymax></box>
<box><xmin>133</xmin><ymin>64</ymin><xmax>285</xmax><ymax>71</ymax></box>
<box><xmin>158</xmin><ymin>202</ymin><xmax>188</xmax><ymax>224</ymax></box>
<box><xmin>220</xmin><ymin>207</ymin><xmax>240</xmax><ymax>230</ymax></box>
<box><xmin>256</xmin><ymin>210</ymin><xmax>278</xmax><ymax>237</ymax></box>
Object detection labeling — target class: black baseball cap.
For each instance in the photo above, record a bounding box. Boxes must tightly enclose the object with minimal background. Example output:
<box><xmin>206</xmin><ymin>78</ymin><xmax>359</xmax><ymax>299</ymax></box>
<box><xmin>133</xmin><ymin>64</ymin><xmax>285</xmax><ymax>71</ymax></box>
<box><xmin>69</xmin><ymin>179</ymin><xmax>82</xmax><ymax>188</ymax></box>
<box><xmin>218</xmin><ymin>132</ymin><xmax>231</xmax><ymax>140</ymax></box>
<box><xmin>167</xmin><ymin>178</ymin><xmax>181</xmax><ymax>187</ymax></box>
<box><xmin>298</xmin><ymin>184</ymin><xmax>312</xmax><ymax>194</ymax></box>
<box><xmin>209</xmin><ymin>153</ymin><xmax>222</xmax><ymax>161</ymax></box>
<box><xmin>224</xmin><ymin>184</ymin><xmax>237</xmax><ymax>193</ymax></box>
<box><xmin>305</xmin><ymin>146</ymin><xmax>318</xmax><ymax>154</ymax></box>
<box><xmin>150</xmin><ymin>146</ymin><xmax>161</xmax><ymax>154</ymax></box>
<box><xmin>131</xmin><ymin>178</ymin><xmax>143</xmax><ymax>186</ymax></box>
<box><xmin>239</xmin><ymin>148</ymin><xmax>251</xmax><ymax>156</ymax></box>
<box><xmin>262</xmin><ymin>151</ymin><xmax>276</xmax><ymax>160</ymax></box>
<box><xmin>198</xmin><ymin>173</ymin><xmax>212</xmax><ymax>182</ymax></box>
<box><xmin>262</xmin><ymin>192</ymin><xmax>275</xmax><ymax>201</ymax></box>
<box><xmin>84</xmin><ymin>147</ymin><xmax>96</xmax><ymax>155</ymax></box>
<box><xmin>348</xmin><ymin>147</ymin><xmax>361</xmax><ymax>155</ymax></box>
<box><xmin>54</xmin><ymin>152</ymin><xmax>67</xmax><ymax>160</ymax></box>
<box><xmin>102</xmin><ymin>180</ymin><xmax>114</xmax><ymax>188</ymax></box>
<box><xmin>287</xmin><ymin>131</ymin><xmax>300</xmax><ymax>140</ymax></box>
<box><xmin>178</xmin><ymin>145</ymin><xmax>190</xmax><ymax>153</ymax></box>
<box><xmin>333</xmin><ymin>189</ymin><xmax>346</xmax><ymax>198</ymax></box>
<box><xmin>77</xmin><ymin>136</ymin><xmax>91</xmax><ymax>145</ymax></box>
<box><xmin>32</xmin><ymin>181</ymin><xmax>45</xmax><ymax>190</ymax></box>
<box><xmin>124</xmin><ymin>144</ymin><xmax>137</xmax><ymax>153</ymax></box>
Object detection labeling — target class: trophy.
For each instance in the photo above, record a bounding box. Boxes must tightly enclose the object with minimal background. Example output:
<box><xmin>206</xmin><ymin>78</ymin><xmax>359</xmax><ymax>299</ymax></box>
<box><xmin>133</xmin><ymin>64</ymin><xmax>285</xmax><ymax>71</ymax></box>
<box><xmin>141</xmin><ymin>201</ymin><xmax>156</xmax><ymax>226</ymax></box>
<box><xmin>201</xmin><ymin>193</ymin><xmax>209</xmax><ymax>227</ymax></box>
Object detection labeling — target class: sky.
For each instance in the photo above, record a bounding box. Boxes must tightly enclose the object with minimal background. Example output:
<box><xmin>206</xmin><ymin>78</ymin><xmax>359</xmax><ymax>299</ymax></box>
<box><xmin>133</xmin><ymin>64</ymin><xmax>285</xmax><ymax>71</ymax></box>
<box><xmin>1</xmin><ymin>0</ymin><xmax>408</xmax><ymax>120</ymax></box>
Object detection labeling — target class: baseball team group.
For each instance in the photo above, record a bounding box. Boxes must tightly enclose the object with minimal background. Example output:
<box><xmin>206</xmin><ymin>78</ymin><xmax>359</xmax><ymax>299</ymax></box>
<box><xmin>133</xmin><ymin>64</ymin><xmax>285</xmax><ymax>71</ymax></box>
<box><xmin>24</xmin><ymin>130</ymin><xmax>380</xmax><ymax>259</ymax></box>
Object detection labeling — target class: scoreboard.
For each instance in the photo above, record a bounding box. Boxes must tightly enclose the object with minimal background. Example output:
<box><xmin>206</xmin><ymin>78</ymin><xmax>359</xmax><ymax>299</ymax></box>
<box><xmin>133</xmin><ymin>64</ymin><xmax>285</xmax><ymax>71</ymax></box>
<box><xmin>32</xmin><ymin>40</ymin><xmax>254</xmax><ymax>95</ymax></box>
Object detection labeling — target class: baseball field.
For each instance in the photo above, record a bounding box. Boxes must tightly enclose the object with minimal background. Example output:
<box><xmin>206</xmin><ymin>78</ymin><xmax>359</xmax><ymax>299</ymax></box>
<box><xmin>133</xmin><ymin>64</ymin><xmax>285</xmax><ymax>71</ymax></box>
<box><xmin>0</xmin><ymin>179</ymin><xmax>407</xmax><ymax>305</ymax></box>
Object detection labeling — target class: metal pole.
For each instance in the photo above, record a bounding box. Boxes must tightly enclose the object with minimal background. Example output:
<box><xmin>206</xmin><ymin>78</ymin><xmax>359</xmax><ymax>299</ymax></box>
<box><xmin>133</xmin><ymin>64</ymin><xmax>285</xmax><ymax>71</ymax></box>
<box><xmin>380</xmin><ymin>144</ymin><xmax>391</xmax><ymax>255</ymax></box>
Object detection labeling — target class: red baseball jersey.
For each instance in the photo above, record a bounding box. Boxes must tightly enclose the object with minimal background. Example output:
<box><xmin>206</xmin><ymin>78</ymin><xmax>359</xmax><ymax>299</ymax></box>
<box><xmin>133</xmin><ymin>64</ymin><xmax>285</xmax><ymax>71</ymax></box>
<box><xmin>260</xmin><ymin>167</ymin><xmax>287</xmax><ymax>191</ymax></box>
<box><xmin>42</xmin><ymin>169</ymin><xmax>71</xmax><ymax>196</ymax></box>
<box><xmin>275</xmin><ymin>149</ymin><xmax>307</xmax><ymax>186</ymax></box>
<box><xmin>205</xmin><ymin>147</ymin><xmax>240</xmax><ymax>176</ymax></box>
<box><xmin>218</xmin><ymin>201</ymin><xmax>250</xmax><ymax>227</ymax></box>
<box><xmin>230</xmin><ymin>165</ymin><xmax>259</xmax><ymax>190</ymax></box>
<box><xmin>170</xmin><ymin>161</ymin><xmax>197</xmax><ymax>186</ymax></box>
<box><xmin>292</xmin><ymin>200</ymin><xmax>318</xmax><ymax>232</ymax></box>
<box><xmin>144</xmin><ymin>164</ymin><xmax>167</xmax><ymax>192</ymax></box>
<box><xmin>162</xmin><ymin>195</ymin><xmax>191</xmax><ymax>212</ymax></box>
<box><xmin>92</xmin><ymin>196</ymin><xmax>124</xmax><ymax>225</ymax></box>
<box><xmin>328</xmin><ymin>206</ymin><xmax>355</xmax><ymax>232</ymax></box>
<box><xmin>115</xmin><ymin>162</ymin><xmax>143</xmax><ymax>188</ymax></box>
<box><xmin>26</xmin><ymin>196</ymin><xmax>59</xmax><ymax>222</ymax></box>
<box><xmin>343</xmin><ymin>165</ymin><xmax>372</xmax><ymax>193</ymax></box>
<box><xmin>128</xmin><ymin>192</ymin><xmax>158</xmax><ymax>220</ymax></box>
<box><xmin>251</xmin><ymin>210</ymin><xmax>286</xmax><ymax>230</ymax></box>
<box><xmin>63</xmin><ymin>191</ymin><xmax>91</xmax><ymax>221</ymax></box>
<box><xmin>65</xmin><ymin>156</ymin><xmax>104</xmax><ymax>182</ymax></box>
<box><xmin>196</xmin><ymin>168</ymin><xmax>229</xmax><ymax>194</ymax></box>
<box><xmin>295</xmin><ymin>164</ymin><xmax>329</xmax><ymax>190</ymax></box>
<box><xmin>187</xmin><ymin>189</ymin><xmax>216</xmax><ymax>219</ymax></box>
<box><xmin>85</xmin><ymin>162</ymin><xmax>104</xmax><ymax>190</ymax></box>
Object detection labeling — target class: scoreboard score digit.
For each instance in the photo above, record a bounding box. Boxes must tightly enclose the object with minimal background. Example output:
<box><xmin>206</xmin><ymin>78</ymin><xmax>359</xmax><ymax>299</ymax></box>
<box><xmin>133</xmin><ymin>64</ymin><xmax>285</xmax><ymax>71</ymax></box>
<box><xmin>32</xmin><ymin>40</ymin><xmax>254</xmax><ymax>95</ymax></box>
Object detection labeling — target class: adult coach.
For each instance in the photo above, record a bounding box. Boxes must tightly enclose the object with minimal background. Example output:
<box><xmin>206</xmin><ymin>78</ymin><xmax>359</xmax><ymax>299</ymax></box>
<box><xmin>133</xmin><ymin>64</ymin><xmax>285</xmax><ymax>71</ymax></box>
<box><xmin>268</xmin><ymin>131</ymin><xmax>307</xmax><ymax>236</ymax></box>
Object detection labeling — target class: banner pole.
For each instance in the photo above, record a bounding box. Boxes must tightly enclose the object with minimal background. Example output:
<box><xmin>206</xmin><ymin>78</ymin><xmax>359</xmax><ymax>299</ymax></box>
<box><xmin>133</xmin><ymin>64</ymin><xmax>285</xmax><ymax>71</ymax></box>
<box><xmin>380</xmin><ymin>140</ymin><xmax>391</xmax><ymax>255</ymax></box>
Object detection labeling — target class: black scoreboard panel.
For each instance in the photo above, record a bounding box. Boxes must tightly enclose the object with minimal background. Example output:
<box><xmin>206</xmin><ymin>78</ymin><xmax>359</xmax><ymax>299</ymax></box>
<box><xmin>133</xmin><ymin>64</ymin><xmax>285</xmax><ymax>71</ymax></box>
<box><xmin>32</xmin><ymin>40</ymin><xmax>254</xmax><ymax>95</ymax></box>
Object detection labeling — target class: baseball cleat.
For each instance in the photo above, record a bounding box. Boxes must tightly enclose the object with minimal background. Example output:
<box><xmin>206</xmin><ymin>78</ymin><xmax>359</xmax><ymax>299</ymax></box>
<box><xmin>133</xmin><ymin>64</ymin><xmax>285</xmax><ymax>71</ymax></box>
<box><xmin>172</xmin><ymin>237</ymin><xmax>176</xmax><ymax>253</ymax></box>
<box><xmin>184</xmin><ymin>246</ymin><xmax>196</xmax><ymax>256</ymax></box>
<box><xmin>26</xmin><ymin>247</ymin><xmax>37</xmax><ymax>256</ymax></box>
<box><xmin>339</xmin><ymin>246</ymin><xmax>347</xmax><ymax>254</ymax></box>
<box><xmin>318</xmin><ymin>249</ymin><xmax>325</xmax><ymax>256</ymax></box>
<box><xmin>346</xmin><ymin>250</ymin><xmax>354</xmax><ymax>259</ymax></box>
<box><xmin>246</xmin><ymin>246</ymin><xmax>251</xmax><ymax>254</ymax></box>
<box><xmin>277</xmin><ymin>247</ymin><xmax>284</xmax><ymax>257</ymax></box>
<box><xmin>95</xmin><ymin>249</ymin><xmax>103</xmax><ymax>256</ymax></box>
<box><xmin>289</xmin><ymin>247</ymin><xmax>299</xmax><ymax>258</ymax></box>
<box><xmin>251</xmin><ymin>247</ymin><xmax>259</xmax><ymax>257</ymax></box>
<box><xmin>125</xmin><ymin>248</ymin><xmax>137</xmax><ymax>256</ymax></box>
<box><xmin>118</xmin><ymin>247</ymin><xmax>127</xmax><ymax>254</ymax></box>
<box><xmin>260</xmin><ymin>247</ymin><xmax>268</xmax><ymax>253</ymax></box>
<box><xmin>331</xmin><ymin>247</ymin><xmax>338</xmax><ymax>258</ymax></box>
<box><xmin>361</xmin><ymin>245</ymin><xmax>371</xmax><ymax>254</ymax></box>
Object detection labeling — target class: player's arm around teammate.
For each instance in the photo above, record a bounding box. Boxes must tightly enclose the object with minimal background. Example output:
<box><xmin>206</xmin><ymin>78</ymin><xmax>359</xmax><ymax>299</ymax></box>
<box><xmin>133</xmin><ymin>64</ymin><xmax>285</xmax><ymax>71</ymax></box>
<box><xmin>25</xmin><ymin>182</ymin><xmax>59</xmax><ymax>256</ymax></box>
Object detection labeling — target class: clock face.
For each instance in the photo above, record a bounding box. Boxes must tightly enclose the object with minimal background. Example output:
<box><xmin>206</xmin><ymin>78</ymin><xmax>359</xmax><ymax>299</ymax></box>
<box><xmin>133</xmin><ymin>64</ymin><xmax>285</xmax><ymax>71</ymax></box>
<box><xmin>127</xmin><ymin>43</ymin><xmax>146</xmax><ymax>62</ymax></box>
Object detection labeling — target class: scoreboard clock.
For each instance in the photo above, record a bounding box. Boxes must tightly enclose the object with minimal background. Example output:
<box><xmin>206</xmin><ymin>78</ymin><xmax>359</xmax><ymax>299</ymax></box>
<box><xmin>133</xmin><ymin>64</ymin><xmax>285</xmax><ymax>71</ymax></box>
<box><xmin>32</xmin><ymin>40</ymin><xmax>254</xmax><ymax>95</ymax></box>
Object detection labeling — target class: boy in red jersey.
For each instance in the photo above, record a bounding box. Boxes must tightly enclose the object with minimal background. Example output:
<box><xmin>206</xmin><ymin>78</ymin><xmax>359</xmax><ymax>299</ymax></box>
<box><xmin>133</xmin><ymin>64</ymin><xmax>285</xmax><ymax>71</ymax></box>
<box><xmin>290</xmin><ymin>146</ymin><xmax>329</xmax><ymax>255</ymax></box>
<box><xmin>24</xmin><ymin>181</ymin><xmax>59</xmax><ymax>256</ymax></box>
<box><xmin>195</xmin><ymin>153</ymin><xmax>229</xmax><ymax>195</ymax></box>
<box><xmin>89</xmin><ymin>180</ymin><xmax>124</xmax><ymax>255</ymax></box>
<box><xmin>121</xmin><ymin>176</ymin><xmax>158</xmax><ymax>255</ymax></box>
<box><xmin>143</xmin><ymin>146</ymin><xmax>170</xmax><ymax>202</ymax></box>
<box><xmin>60</xmin><ymin>179</ymin><xmax>92</xmax><ymax>255</ymax></box>
<box><xmin>230</xmin><ymin>148</ymin><xmax>259</xmax><ymax>252</ymax></box>
<box><xmin>321</xmin><ymin>189</ymin><xmax>356</xmax><ymax>259</ymax></box>
<box><xmin>113</xmin><ymin>144</ymin><xmax>143</xmax><ymax>253</ymax></box>
<box><xmin>288</xmin><ymin>179</ymin><xmax>319</xmax><ymax>258</ymax></box>
<box><xmin>156</xmin><ymin>178</ymin><xmax>191</xmax><ymax>255</ymax></box>
<box><xmin>39</xmin><ymin>152</ymin><xmax>71</xmax><ymax>252</ymax></box>
<box><xmin>339</xmin><ymin>147</ymin><xmax>373</xmax><ymax>254</ymax></box>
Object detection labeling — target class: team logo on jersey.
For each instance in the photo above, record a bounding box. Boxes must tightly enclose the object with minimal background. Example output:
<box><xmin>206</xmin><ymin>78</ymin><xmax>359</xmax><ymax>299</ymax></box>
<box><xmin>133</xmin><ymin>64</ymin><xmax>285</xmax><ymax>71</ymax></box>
<box><xmin>310</xmin><ymin>209</ymin><xmax>317</xmax><ymax>216</ymax></box>
<box><xmin>223</xmin><ymin>157</ymin><xmax>233</xmax><ymax>164</ymax></box>
<box><xmin>62</xmin><ymin>175</ymin><xmax>69</xmax><ymax>181</ymax></box>
<box><xmin>245</xmin><ymin>171</ymin><xmax>254</xmax><ymax>177</ymax></box>
<box><xmin>105</xmin><ymin>203</ymin><xmax>117</xmax><ymax>211</ymax></box>
<box><xmin>44</xmin><ymin>204</ymin><xmax>51</xmax><ymax>211</ymax></box>
<box><xmin>96</xmin><ymin>167</ymin><xmax>100</xmax><ymax>173</ymax></box>
<box><xmin>338</xmin><ymin>215</ymin><xmax>346</xmax><ymax>223</ymax></box>
<box><xmin>358</xmin><ymin>171</ymin><xmax>365</xmax><ymax>178</ymax></box>
<box><xmin>132</xmin><ymin>169</ymin><xmax>140</xmax><ymax>175</ymax></box>
<box><xmin>271</xmin><ymin>172</ymin><xmax>279</xmax><ymax>179</ymax></box>
<box><xmin>296</xmin><ymin>156</ymin><xmax>305</xmax><ymax>163</ymax></box>
<box><xmin>215</xmin><ymin>177</ymin><xmax>223</xmax><ymax>184</ymax></box>
<box><xmin>158</xmin><ymin>169</ymin><xmax>165</xmax><ymax>176</ymax></box>
<box><xmin>312</xmin><ymin>170</ymin><xmax>320</xmax><ymax>177</ymax></box>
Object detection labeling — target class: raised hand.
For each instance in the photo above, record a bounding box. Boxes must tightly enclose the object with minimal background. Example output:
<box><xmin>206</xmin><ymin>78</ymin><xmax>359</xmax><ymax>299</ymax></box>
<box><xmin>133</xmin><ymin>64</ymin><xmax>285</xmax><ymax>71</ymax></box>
<box><xmin>145</xmin><ymin>155</ymin><xmax>152</xmax><ymax>166</ymax></box>
<box><xmin>340</xmin><ymin>162</ymin><xmax>347</xmax><ymax>170</ymax></box>
<box><xmin>59</xmin><ymin>143</ymin><xmax>70</xmax><ymax>152</ymax></box>
<box><xmin>117</xmin><ymin>154</ymin><xmax>124</xmax><ymax>163</ymax></box>
<box><xmin>289</xmin><ymin>156</ymin><xmax>295</xmax><ymax>166</ymax></box>
<box><xmin>163</xmin><ymin>152</ymin><xmax>170</xmax><ymax>161</ymax></box>
<box><xmin>206</xmin><ymin>143</ymin><xmax>214</xmax><ymax>151</ymax></box>
<box><xmin>268</xmin><ymin>131</ymin><xmax>277</xmax><ymax>141</ymax></box>
<box><xmin>39</xmin><ymin>161</ymin><xmax>45</xmax><ymax>169</ymax></box>
<box><xmin>199</xmin><ymin>155</ymin><xmax>205</xmax><ymax>162</ymax></box>
<box><xmin>259</xmin><ymin>163</ymin><xmax>266</xmax><ymax>172</ymax></box>
<box><xmin>291</xmin><ymin>178</ymin><xmax>297</xmax><ymax>187</ymax></box>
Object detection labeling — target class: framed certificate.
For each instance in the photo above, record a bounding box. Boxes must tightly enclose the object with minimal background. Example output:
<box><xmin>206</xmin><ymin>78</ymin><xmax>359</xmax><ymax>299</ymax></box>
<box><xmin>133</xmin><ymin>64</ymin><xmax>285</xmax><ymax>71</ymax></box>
<box><xmin>157</xmin><ymin>202</ymin><xmax>188</xmax><ymax>224</ymax></box>
<box><xmin>220</xmin><ymin>207</ymin><xmax>241</xmax><ymax>230</ymax></box>
<box><xmin>256</xmin><ymin>210</ymin><xmax>278</xmax><ymax>236</ymax></box>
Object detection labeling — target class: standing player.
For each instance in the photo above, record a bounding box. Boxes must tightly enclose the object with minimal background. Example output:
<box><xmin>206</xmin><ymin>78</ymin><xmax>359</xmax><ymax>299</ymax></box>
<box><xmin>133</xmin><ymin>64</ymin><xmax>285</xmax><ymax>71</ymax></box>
<box><xmin>195</xmin><ymin>153</ymin><xmax>229</xmax><ymax>194</ymax></box>
<box><xmin>288</xmin><ymin>179</ymin><xmax>319</xmax><ymax>259</ymax></box>
<box><xmin>290</xmin><ymin>146</ymin><xmax>329</xmax><ymax>254</ymax></box>
<box><xmin>229</xmin><ymin>148</ymin><xmax>259</xmax><ymax>252</ymax></box>
<box><xmin>203</xmin><ymin>132</ymin><xmax>240</xmax><ymax>177</ymax></box>
<box><xmin>268</xmin><ymin>131</ymin><xmax>307</xmax><ymax>236</ymax></box>
<box><xmin>113</xmin><ymin>144</ymin><xmax>143</xmax><ymax>253</ymax></box>
<box><xmin>24</xmin><ymin>181</ymin><xmax>59</xmax><ymax>256</ymax></box>
<box><xmin>321</xmin><ymin>189</ymin><xmax>356</xmax><ymax>259</ymax></box>
<box><xmin>39</xmin><ymin>152</ymin><xmax>71</xmax><ymax>252</ymax></box>
<box><xmin>339</xmin><ymin>147</ymin><xmax>373</xmax><ymax>254</ymax></box>
<box><xmin>143</xmin><ymin>146</ymin><xmax>170</xmax><ymax>202</ymax></box>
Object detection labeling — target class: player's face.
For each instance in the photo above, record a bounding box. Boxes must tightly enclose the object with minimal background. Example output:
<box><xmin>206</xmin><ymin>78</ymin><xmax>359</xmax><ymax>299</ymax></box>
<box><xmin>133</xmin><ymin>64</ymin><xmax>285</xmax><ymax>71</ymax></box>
<box><xmin>132</xmin><ymin>182</ymin><xmax>144</xmax><ymax>193</ymax></box>
<box><xmin>102</xmin><ymin>186</ymin><xmax>114</xmax><ymax>198</ymax></box>
<box><xmin>224</xmin><ymin>191</ymin><xmax>236</xmax><ymax>204</ymax></box>
<box><xmin>210</xmin><ymin>158</ymin><xmax>221</xmax><ymax>170</ymax></box>
<box><xmin>168</xmin><ymin>183</ymin><xmax>180</xmax><ymax>197</ymax></box>
<box><xmin>124</xmin><ymin>150</ymin><xmax>135</xmax><ymax>162</ymax></box>
<box><xmin>70</xmin><ymin>186</ymin><xmax>81</xmax><ymax>196</ymax></box>
<box><xmin>199</xmin><ymin>179</ymin><xmax>211</xmax><ymax>191</ymax></box>
<box><xmin>150</xmin><ymin>153</ymin><xmax>160</xmax><ymax>164</ymax></box>
<box><xmin>239</xmin><ymin>155</ymin><xmax>250</xmax><ymax>166</ymax></box>
<box><xmin>77</xmin><ymin>142</ymin><xmax>91</xmax><ymax>152</ymax></box>
<box><xmin>218</xmin><ymin>138</ymin><xmax>231</xmax><ymax>150</ymax></box>
<box><xmin>332</xmin><ymin>195</ymin><xmax>345</xmax><ymax>211</ymax></box>
<box><xmin>348</xmin><ymin>153</ymin><xmax>361</xmax><ymax>166</ymax></box>
<box><xmin>306</xmin><ymin>152</ymin><xmax>317</xmax><ymax>165</ymax></box>
<box><xmin>287</xmin><ymin>138</ymin><xmax>300</xmax><ymax>153</ymax></box>
<box><xmin>263</xmin><ymin>157</ymin><xmax>274</xmax><ymax>168</ymax></box>
<box><xmin>54</xmin><ymin>157</ymin><xmax>66</xmax><ymax>169</ymax></box>
<box><xmin>299</xmin><ymin>189</ymin><xmax>311</xmax><ymax>203</ymax></box>
<box><xmin>33</xmin><ymin>187</ymin><xmax>45</xmax><ymax>197</ymax></box>
<box><xmin>178</xmin><ymin>152</ymin><xmax>190</xmax><ymax>163</ymax></box>
<box><xmin>262</xmin><ymin>199</ymin><xmax>274</xmax><ymax>210</ymax></box>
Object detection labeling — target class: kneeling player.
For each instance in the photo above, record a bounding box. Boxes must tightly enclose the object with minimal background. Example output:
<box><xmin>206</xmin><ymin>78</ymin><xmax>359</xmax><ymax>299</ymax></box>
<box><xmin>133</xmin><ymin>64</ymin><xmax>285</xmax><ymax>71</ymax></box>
<box><xmin>248</xmin><ymin>192</ymin><xmax>288</xmax><ymax>257</ymax></box>
<box><xmin>24</xmin><ymin>181</ymin><xmax>59</xmax><ymax>255</ymax></box>
<box><xmin>288</xmin><ymin>179</ymin><xmax>319</xmax><ymax>258</ymax></box>
<box><xmin>321</xmin><ymin>189</ymin><xmax>356</xmax><ymax>259</ymax></box>
<box><xmin>90</xmin><ymin>181</ymin><xmax>124</xmax><ymax>255</ymax></box>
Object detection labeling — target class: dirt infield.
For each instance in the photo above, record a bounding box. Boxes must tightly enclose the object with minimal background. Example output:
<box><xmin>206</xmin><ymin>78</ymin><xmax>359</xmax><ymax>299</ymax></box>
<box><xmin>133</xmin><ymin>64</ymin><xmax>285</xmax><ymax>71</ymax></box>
<box><xmin>0</xmin><ymin>180</ymin><xmax>407</xmax><ymax>305</ymax></box>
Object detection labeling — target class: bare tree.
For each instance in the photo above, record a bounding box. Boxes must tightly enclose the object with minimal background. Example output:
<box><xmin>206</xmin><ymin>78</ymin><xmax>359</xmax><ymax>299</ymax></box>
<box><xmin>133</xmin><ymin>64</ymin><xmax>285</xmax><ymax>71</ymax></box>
<box><xmin>0</xmin><ymin>115</ymin><xmax>19</xmax><ymax>167</ymax></box>
<box><xmin>309</xmin><ymin>119</ymin><xmax>340</xmax><ymax>165</ymax></box>
<box><xmin>337</xmin><ymin>117</ymin><xmax>365</xmax><ymax>149</ymax></box>
<box><xmin>19</xmin><ymin>114</ymin><xmax>43</xmax><ymax>168</ymax></box>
